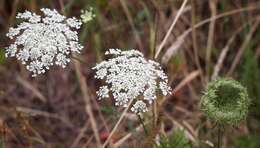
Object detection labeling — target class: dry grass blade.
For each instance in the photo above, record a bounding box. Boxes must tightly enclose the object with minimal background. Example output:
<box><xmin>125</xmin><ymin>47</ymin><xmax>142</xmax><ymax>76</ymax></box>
<box><xmin>70</xmin><ymin>121</ymin><xmax>90</xmax><ymax>148</ymax></box>
<box><xmin>206</xmin><ymin>0</ymin><xmax>217</xmax><ymax>81</ymax></box>
<box><xmin>16</xmin><ymin>75</ymin><xmax>47</xmax><ymax>102</ymax></box>
<box><xmin>160</xmin><ymin>70</ymin><xmax>200</xmax><ymax>105</ymax></box>
<box><xmin>114</xmin><ymin>119</ymin><xmax>150</xmax><ymax>147</ymax></box>
<box><xmin>191</xmin><ymin>0</ymin><xmax>204</xmax><ymax>86</ymax></box>
<box><xmin>102</xmin><ymin>99</ymin><xmax>133</xmax><ymax>148</ymax></box>
<box><xmin>120</xmin><ymin>0</ymin><xmax>143</xmax><ymax>50</ymax></box>
<box><xmin>172</xmin><ymin>70</ymin><xmax>200</xmax><ymax>94</ymax></box>
<box><xmin>155</xmin><ymin>0</ymin><xmax>189</xmax><ymax>59</ymax></box>
<box><xmin>164</xmin><ymin>112</ymin><xmax>197</xmax><ymax>145</ymax></box>
<box><xmin>7</xmin><ymin>0</ymin><xmax>19</xmax><ymax>27</ymax></box>
<box><xmin>16</xmin><ymin>106</ymin><xmax>74</xmax><ymax>128</ymax></box>
<box><xmin>74</xmin><ymin>57</ymin><xmax>102</xmax><ymax>147</ymax></box>
<box><xmin>114</xmin><ymin>118</ymin><xmax>150</xmax><ymax>147</ymax></box>
<box><xmin>227</xmin><ymin>20</ymin><xmax>260</xmax><ymax>76</ymax></box>
<box><xmin>211</xmin><ymin>32</ymin><xmax>236</xmax><ymax>80</ymax></box>
<box><xmin>161</xmin><ymin>33</ymin><xmax>186</xmax><ymax>64</ymax></box>
<box><xmin>211</xmin><ymin>18</ymin><xmax>259</xmax><ymax>80</ymax></box>
<box><xmin>161</xmin><ymin>4</ymin><xmax>260</xmax><ymax>64</ymax></box>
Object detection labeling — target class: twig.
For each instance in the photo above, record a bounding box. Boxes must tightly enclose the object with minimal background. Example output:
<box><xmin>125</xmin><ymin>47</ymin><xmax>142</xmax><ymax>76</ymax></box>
<box><xmin>155</xmin><ymin>0</ymin><xmax>188</xmax><ymax>59</ymax></box>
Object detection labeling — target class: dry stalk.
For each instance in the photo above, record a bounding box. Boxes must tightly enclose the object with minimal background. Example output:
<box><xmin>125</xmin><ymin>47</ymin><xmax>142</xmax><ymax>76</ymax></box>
<box><xmin>155</xmin><ymin>0</ymin><xmax>189</xmax><ymax>59</ymax></box>
<box><xmin>102</xmin><ymin>99</ymin><xmax>133</xmax><ymax>148</ymax></box>
<box><xmin>227</xmin><ymin>21</ymin><xmax>259</xmax><ymax>76</ymax></box>
<box><xmin>70</xmin><ymin>121</ymin><xmax>90</xmax><ymax>148</ymax></box>
<box><xmin>211</xmin><ymin>18</ymin><xmax>259</xmax><ymax>80</ymax></box>
<box><xmin>161</xmin><ymin>4</ymin><xmax>260</xmax><ymax>64</ymax></box>
<box><xmin>206</xmin><ymin>0</ymin><xmax>217</xmax><ymax>81</ymax></box>
<box><xmin>120</xmin><ymin>0</ymin><xmax>143</xmax><ymax>50</ymax></box>
<box><xmin>16</xmin><ymin>75</ymin><xmax>47</xmax><ymax>102</ymax></box>
<box><xmin>74</xmin><ymin>58</ymin><xmax>102</xmax><ymax>147</ymax></box>
<box><xmin>191</xmin><ymin>0</ymin><xmax>205</xmax><ymax>86</ymax></box>
<box><xmin>16</xmin><ymin>106</ymin><xmax>74</xmax><ymax>128</ymax></box>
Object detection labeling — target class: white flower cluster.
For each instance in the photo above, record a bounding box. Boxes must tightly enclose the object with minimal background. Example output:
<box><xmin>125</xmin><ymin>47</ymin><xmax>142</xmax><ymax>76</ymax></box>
<box><xmin>5</xmin><ymin>8</ymin><xmax>83</xmax><ymax>77</ymax></box>
<box><xmin>80</xmin><ymin>8</ymin><xmax>95</xmax><ymax>23</ymax></box>
<box><xmin>93</xmin><ymin>49</ymin><xmax>171</xmax><ymax>115</ymax></box>
<box><xmin>131</xmin><ymin>100</ymin><xmax>148</xmax><ymax>115</ymax></box>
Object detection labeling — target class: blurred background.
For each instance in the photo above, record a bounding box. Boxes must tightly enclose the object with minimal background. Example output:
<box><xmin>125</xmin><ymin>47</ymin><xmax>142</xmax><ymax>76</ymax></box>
<box><xmin>0</xmin><ymin>0</ymin><xmax>259</xmax><ymax>147</ymax></box>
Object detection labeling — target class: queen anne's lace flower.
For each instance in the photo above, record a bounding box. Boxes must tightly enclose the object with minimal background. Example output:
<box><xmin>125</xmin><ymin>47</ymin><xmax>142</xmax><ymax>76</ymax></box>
<box><xmin>5</xmin><ymin>8</ymin><xmax>83</xmax><ymax>77</ymax></box>
<box><xmin>93</xmin><ymin>49</ymin><xmax>171</xmax><ymax>114</ymax></box>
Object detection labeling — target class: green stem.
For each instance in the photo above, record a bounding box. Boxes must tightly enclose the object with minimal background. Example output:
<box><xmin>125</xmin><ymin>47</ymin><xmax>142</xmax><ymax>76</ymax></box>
<box><xmin>138</xmin><ymin>115</ymin><xmax>148</xmax><ymax>136</ymax></box>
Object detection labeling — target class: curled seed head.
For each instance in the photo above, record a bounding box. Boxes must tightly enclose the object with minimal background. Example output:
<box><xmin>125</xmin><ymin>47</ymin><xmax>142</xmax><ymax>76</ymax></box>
<box><xmin>200</xmin><ymin>78</ymin><xmax>250</xmax><ymax>125</ymax></box>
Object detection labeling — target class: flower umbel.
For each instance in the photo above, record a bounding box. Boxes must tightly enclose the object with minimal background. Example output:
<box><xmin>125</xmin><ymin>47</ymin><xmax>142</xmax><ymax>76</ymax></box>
<box><xmin>80</xmin><ymin>8</ymin><xmax>95</xmax><ymax>23</ymax></box>
<box><xmin>5</xmin><ymin>8</ymin><xmax>83</xmax><ymax>77</ymax></box>
<box><xmin>93</xmin><ymin>49</ymin><xmax>171</xmax><ymax>115</ymax></box>
<box><xmin>200</xmin><ymin>78</ymin><xmax>250</xmax><ymax>125</ymax></box>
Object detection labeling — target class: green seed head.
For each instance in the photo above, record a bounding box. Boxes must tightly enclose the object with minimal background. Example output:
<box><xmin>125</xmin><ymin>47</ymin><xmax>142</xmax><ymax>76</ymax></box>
<box><xmin>200</xmin><ymin>78</ymin><xmax>250</xmax><ymax>125</ymax></box>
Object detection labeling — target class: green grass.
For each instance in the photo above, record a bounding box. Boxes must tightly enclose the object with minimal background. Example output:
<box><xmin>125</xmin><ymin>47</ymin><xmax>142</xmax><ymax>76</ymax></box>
<box><xmin>156</xmin><ymin>129</ymin><xmax>194</xmax><ymax>148</ymax></box>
